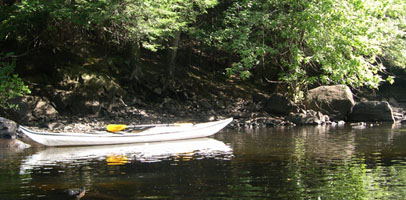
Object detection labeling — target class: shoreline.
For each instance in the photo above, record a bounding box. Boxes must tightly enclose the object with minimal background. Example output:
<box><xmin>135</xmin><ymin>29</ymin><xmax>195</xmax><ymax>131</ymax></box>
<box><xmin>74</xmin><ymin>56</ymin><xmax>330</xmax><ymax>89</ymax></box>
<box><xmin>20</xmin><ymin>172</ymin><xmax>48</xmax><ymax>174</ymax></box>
<box><xmin>14</xmin><ymin>99</ymin><xmax>406</xmax><ymax>133</ymax></box>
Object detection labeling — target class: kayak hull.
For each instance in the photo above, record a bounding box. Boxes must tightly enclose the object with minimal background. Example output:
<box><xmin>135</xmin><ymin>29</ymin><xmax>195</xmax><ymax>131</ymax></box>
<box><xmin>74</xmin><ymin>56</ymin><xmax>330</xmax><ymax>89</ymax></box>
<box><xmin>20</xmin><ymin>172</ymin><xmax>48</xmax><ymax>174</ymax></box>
<box><xmin>19</xmin><ymin>118</ymin><xmax>233</xmax><ymax>146</ymax></box>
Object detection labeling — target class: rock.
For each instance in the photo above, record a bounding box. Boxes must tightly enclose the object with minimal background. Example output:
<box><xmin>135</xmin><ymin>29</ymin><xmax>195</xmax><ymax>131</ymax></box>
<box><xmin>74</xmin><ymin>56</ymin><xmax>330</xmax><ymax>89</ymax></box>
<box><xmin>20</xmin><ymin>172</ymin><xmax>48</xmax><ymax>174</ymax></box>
<box><xmin>254</xmin><ymin>116</ymin><xmax>284</xmax><ymax>127</ymax></box>
<box><xmin>66</xmin><ymin>186</ymin><xmax>86</xmax><ymax>199</ymax></box>
<box><xmin>48</xmin><ymin>122</ymin><xmax>63</xmax><ymax>130</ymax></box>
<box><xmin>153</xmin><ymin>88</ymin><xmax>162</xmax><ymax>95</ymax></box>
<box><xmin>305</xmin><ymin>85</ymin><xmax>355</xmax><ymax>120</ymax></box>
<box><xmin>201</xmin><ymin>115</ymin><xmax>216</xmax><ymax>121</ymax></box>
<box><xmin>392</xmin><ymin>110</ymin><xmax>403</xmax><ymax>121</ymax></box>
<box><xmin>4</xmin><ymin>96</ymin><xmax>59</xmax><ymax>122</ymax></box>
<box><xmin>32</xmin><ymin>98</ymin><xmax>59</xmax><ymax>118</ymax></box>
<box><xmin>161</xmin><ymin>98</ymin><xmax>178</xmax><ymax>114</ymax></box>
<box><xmin>350</xmin><ymin>122</ymin><xmax>367</xmax><ymax>129</ymax></box>
<box><xmin>64</xmin><ymin>125</ymin><xmax>73</xmax><ymax>131</ymax></box>
<box><xmin>331</xmin><ymin>120</ymin><xmax>346</xmax><ymax>127</ymax></box>
<box><xmin>0</xmin><ymin>117</ymin><xmax>18</xmax><ymax>138</ymax></box>
<box><xmin>85</xmin><ymin>100</ymin><xmax>101</xmax><ymax>115</ymax></box>
<box><xmin>265</xmin><ymin>94</ymin><xmax>297</xmax><ymax>115</ymax></box>
<box><xmin>287</xmin><ymin>110</ymin><xmax>329</xmax><ymax>125</ymax></box>
<box><xmin>199</xmin><ymin>99</ymin><xmax>212</xmax><ymax>109</ymax></box>
<box><xmin>6</xmin><ymin>139</ymin><xmax>31</xmax><ymax>149</ymax></box>
<box><xmin>388</xmin><ymin>97</ymin><xmax>399</xmax><ymax>107</ymax></box>
<box><xmin>348</xmin><ymin>101</ymin><xmax>395</xmax><ymax>122</ymax></box>
<box><xmin>53</xmin><ymin>75</ymin><xmax>126</xmax><ymax>116</ymax></box>
<box><xmin>0</xmin><ymin>139</ymin><xmax>31</xmax><ymax>152</ymax></box>
<box><xmin>0</xmin><ymin>96</ymin><xmax>36</xmax><ymax>122</ymax></box>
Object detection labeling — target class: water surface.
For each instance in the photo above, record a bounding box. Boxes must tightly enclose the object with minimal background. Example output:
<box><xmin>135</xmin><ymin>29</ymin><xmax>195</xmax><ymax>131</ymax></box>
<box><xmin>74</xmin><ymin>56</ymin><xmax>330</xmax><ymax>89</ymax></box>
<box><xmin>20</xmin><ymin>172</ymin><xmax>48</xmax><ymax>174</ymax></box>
<box><xmin>1</xmin><ymin>123</ymin><xmax>406</xmax><ymax>199</ymax></box>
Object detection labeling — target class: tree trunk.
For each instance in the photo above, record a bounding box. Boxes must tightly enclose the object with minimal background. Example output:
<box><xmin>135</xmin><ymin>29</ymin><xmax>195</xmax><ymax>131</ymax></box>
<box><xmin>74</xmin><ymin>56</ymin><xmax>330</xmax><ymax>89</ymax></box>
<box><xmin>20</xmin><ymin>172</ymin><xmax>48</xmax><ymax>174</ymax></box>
<box><xmin>167</xmin><ymin>31</ymin><xmax>181</xmax><ymax>79</ymax></box>
<box><xmin>129</xmin><ymin>42</ymin><xmax>141</xmax><ymax>81</ymax></box>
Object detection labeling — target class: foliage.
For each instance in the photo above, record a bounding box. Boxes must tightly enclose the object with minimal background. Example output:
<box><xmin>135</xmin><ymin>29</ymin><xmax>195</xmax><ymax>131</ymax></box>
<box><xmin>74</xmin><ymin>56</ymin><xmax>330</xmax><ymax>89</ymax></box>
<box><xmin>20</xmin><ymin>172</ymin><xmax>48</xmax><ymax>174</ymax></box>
<box><xmin>0</xmin><ymin>53</ymin><xmax>31</xmax><ymax>109</ymax></box>
<box><xmin>197</xmin><ymin>0</ymin><xmax>406</xmax><ymax>102</ymax></box>
<box><xmin>1</xmin><ymin>0</ymin><xmax>405</xmax><ymax>103</ymax></box>
<box><xmin>120</xmin><ymin>0</ymin><xmax>218</xmax><ymax>51</ymax></box>
<box><xmin>0</xmin><ymin>0</ymin><xmax>217</xmax><ymax>52</ymax></box>
<box><xmin>0</xmin><ymin>0</ymin><xmax>218</xmax><ymax>85</ymax></box>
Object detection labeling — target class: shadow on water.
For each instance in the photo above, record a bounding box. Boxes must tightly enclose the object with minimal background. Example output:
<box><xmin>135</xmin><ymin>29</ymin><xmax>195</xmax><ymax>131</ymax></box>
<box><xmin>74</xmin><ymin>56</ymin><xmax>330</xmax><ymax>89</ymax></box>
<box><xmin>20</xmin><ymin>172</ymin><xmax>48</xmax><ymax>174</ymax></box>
<box><xmin>2</xmin><ymin>123</ymin><xmax>406</xmax><ymax>199</ymax></box>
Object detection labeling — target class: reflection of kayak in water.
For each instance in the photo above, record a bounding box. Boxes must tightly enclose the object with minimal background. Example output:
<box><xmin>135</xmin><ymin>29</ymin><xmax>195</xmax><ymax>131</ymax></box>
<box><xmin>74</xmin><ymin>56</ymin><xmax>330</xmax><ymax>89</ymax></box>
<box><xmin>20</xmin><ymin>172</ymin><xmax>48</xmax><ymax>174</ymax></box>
<box><xmin>20</xmin><ymin>138</ymin><xmax>233</xmax><ymax>173</ymax></box>
<box><xmin>19</xmin><ymin>118</ymin><xmax>233</xmax><ymax>146</ymax></box>
<box><xmin>106</xmin><ymin>154</ymin><xmax>130</xmax><ymax>165</ymax></box>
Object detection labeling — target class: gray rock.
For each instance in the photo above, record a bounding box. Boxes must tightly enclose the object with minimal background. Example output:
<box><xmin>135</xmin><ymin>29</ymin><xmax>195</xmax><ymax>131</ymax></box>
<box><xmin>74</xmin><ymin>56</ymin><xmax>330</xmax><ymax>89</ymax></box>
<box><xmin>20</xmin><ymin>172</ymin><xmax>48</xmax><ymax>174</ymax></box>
<box><xmin>0</xmin><ymin>139</ymin><xmax>31</xmax><ymax>152</ymax></box>
<box><xmin>305</xmin><ymin>85</ymin><xmax>355</xmax><ymax>120</ymax></box>
<box><xmin>287</xmin><ymin>110</ymin><xmax>329</xmax><ymax>125</ymax></box>
<box><xmin>348</xmin><ymin>101</ymin><xmax>395</xmax><ymax>122</ymax></box>
<box><xmin>350</xmin><ymin>122</ymin><xmax>367</xmax><ymax>129</ymax></box>
<box><xmin>6</xmin><ymin>139</ymin><xmax>31</xmax><ymax>149</ymax></box>
<box><xmin>48</xmin><ymin>122</ymin><xmax>64</xmax><ymax>130</ymax></box>
<box><xmin>85</xmin><ymin>100</ymin><xmax>101</xmax><ymax>115</ymax></box>
<box><xmin>153</xmin><ymin>88</ymin><xmax>162</xmax><ymax>95</ymax></box>
<box><xmin>0</xmin><ymin>117</ymin><xmax>18</xmax><ymax>138</ymax></box>
<box><xmin>32</xmin><ymin>98</ymin><xmax>59</xmax><ymax>118</ymax></box>
<box><xmin>254</xmin><ymin>117</ymin><xmax>284</xmax><ymax>126</ymax></box>
<box><xmin>1</xmin><ymin>96</ymin><xmax>36</xmax><ymax>122</ymax></box>
<box><xmin>388</xmin><ymin>97</ymin><xmax>399</xmax><ymax>107</ymax></box>
<box><xmin>199</xmin><ymin>99</ymin><xmax>212</xmax><ymax>109</ymax></box>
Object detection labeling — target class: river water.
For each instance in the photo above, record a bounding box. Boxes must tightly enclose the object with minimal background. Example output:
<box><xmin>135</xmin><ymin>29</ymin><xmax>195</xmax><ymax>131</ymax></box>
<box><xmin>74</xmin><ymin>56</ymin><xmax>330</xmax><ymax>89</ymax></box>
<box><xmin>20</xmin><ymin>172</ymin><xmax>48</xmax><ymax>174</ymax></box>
<box><xmin>1</xmin><ymin>123</ymin><xmax>406</xmax><ymax>199</ymax></box>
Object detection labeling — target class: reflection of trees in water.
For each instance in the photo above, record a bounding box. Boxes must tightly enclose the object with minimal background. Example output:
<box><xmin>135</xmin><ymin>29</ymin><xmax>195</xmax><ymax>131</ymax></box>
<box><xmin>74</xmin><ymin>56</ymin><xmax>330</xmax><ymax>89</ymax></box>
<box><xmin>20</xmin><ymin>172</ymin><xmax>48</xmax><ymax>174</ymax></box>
<box><xmin>288</xmin><ymin>125</ymin><xmax>406</xmax><ymax>199</ymax></box>
<box><xmin>3</xmin><ymin>126</ymin><xmax>406</xmax><ymax>199</ymax></box>
<box><xmin>291</xmin><ymin>125</ymin><xmax>356</xmax><ymax>161</ymax></box>
<box><xmin>226</xmin><ymin>125</ymin><xmax>406</xmax><ymax>199</ymax></box>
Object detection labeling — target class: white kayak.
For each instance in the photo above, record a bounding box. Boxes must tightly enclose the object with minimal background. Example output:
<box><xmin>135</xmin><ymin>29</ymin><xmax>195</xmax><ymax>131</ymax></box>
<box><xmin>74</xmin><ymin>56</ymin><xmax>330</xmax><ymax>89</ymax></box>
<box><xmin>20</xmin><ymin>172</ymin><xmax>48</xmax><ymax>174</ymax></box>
<box><xmin>19</xmin><ymin>118</ymin><xmax>233</xmax><ymax>146</ymax></box>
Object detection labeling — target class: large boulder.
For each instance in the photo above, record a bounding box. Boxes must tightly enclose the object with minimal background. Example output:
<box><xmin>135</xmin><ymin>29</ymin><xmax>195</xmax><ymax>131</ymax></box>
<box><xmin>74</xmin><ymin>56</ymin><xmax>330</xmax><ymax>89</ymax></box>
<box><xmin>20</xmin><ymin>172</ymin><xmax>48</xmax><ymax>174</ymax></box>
<box><xmin>0</xmin><ymin>117</ymin><xmax>18</xmax><ymax>138</ymax></box>
<box><xmin>348</xmin><ymin>101</ymin><xmax>395</xmax><ymax>122</ymax></box>
<box><xmin>305</xmin><ymin>85</ymin><xmax>355</xmax><ymax>120</ymax></box>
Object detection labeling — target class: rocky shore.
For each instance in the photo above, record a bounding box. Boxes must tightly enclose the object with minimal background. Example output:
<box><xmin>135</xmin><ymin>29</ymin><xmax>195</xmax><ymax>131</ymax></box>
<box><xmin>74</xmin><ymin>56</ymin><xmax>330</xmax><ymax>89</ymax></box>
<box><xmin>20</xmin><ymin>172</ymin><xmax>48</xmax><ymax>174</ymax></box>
<box><xmin>1</xmin><ymin>85</ymin><xmax>406</xmax><ymax>143</ymax></box>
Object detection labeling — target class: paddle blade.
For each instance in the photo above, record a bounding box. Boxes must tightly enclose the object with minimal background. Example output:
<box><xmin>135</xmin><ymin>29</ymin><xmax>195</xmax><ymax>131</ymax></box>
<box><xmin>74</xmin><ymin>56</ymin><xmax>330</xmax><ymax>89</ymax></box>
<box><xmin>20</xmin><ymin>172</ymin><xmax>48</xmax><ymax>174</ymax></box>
<box><xmin>106</xmin><ymin>124</ymin><xmax>128</xmax><ymax>132</ymax></box>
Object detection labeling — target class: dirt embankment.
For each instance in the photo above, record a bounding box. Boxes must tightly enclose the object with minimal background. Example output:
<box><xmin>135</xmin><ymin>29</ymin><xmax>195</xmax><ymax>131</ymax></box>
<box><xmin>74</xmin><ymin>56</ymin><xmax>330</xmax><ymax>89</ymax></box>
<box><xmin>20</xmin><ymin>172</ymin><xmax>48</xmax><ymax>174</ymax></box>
<box><xmin>2</xmin><ymin>57</ymin><xmax>406</xmax><ymax>134</ymax></box>
<box><xmin>2</xmin><ymin>62</ymin><xmax>274</xmax><ymax>130</ymax></box>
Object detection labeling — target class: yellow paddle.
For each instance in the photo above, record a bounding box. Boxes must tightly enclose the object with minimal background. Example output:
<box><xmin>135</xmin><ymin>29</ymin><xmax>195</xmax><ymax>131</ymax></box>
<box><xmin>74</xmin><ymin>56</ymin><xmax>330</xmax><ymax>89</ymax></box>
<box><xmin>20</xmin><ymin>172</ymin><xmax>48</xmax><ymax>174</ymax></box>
<box><xmin>106</xmin><ymin>124</ymin><xmax>134</xmax><ymax>132</ymax></box>
<box><xmin>106</xmin><ymin>122</ymin><xmax>193</xmax><ymax>132</ymax></box>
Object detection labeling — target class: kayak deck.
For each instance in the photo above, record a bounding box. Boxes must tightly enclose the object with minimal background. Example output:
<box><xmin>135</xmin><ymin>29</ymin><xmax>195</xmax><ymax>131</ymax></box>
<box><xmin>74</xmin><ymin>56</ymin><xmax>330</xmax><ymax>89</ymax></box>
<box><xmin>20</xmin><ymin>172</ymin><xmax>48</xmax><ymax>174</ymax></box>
<box><xmin>19</xmin><ymin>118</ymin><xmax>233</xmax><ymax>146</ymax></box>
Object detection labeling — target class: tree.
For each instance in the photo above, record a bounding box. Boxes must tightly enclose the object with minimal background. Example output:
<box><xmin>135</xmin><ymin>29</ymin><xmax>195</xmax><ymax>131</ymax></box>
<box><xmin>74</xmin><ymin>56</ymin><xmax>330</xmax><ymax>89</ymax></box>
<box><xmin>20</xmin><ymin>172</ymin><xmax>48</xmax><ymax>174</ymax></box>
<box><xmin>114</xmin><ymin>0</ymin><xmax>218</xmax><ymax>83</ymax></box>
<box><xmin>198</xmin><ymin>0</ymin><xmax>406</xmax><ymax>102</ymax></box>
<box><xmin>0</xmin><ymin>0</ymin><xmax>218</xmax><ymax>84</ymax></box>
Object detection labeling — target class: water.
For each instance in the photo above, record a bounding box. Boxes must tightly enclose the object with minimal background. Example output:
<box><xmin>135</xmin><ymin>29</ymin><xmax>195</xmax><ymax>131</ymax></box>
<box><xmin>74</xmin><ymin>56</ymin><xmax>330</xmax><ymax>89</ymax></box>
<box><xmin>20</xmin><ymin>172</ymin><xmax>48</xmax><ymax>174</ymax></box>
<box><xmin>2</xmin><ymin>123</ymin><xmax>406</xmax><ymax>199</ymax></box>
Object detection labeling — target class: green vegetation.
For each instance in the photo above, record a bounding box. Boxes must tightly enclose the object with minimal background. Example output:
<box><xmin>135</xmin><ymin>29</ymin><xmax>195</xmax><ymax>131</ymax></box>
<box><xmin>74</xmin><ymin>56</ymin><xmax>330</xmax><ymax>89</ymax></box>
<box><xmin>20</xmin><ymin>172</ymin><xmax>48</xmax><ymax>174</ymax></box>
<box><xmin>0</xmin><ymin>53</ymin><xmax>30</xmax><ymax>109</ymax></box>
<box><xmin>0</xmin><ymin>0</ymin><xmax>405</xmax><ymax>105</ymax></box>
<box><xmin>198</xmin><ymin>0</ymin><xmax>406</xmax><ymax>101</ymax></box>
